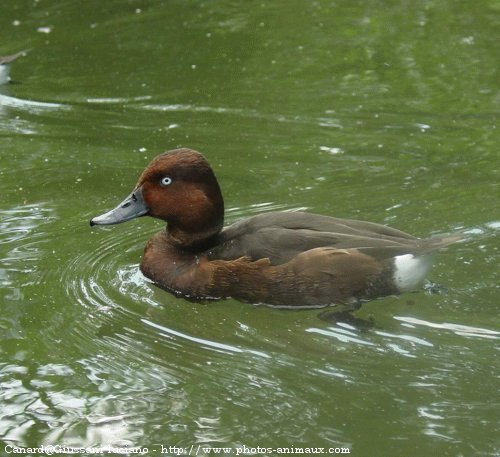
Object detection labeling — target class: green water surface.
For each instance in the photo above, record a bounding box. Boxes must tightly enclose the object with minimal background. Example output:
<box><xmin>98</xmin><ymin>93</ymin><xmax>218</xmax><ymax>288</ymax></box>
<box><xmin>1</xmin><ymin>1</ymin><xmax>499</xmax><ymax>456</ymax></box>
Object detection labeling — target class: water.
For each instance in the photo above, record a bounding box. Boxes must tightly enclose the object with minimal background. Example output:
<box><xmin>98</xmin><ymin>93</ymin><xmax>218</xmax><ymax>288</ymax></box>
<box><xmin>1</xmin><ymin>1</ymin><xmax>499</xmax><ymax>456</ymax></box>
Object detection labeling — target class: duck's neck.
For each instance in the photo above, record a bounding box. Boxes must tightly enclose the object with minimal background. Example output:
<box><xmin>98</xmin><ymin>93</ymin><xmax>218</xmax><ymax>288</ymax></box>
<box><xmin>165</xmin><ymin>199</ymin><xmax>224</xmax><ymax>250</ymax></box>
<box><xmin>166</xmin><ymin>221</ymin><xmax>222</xmax><ymax>250</ymax></box>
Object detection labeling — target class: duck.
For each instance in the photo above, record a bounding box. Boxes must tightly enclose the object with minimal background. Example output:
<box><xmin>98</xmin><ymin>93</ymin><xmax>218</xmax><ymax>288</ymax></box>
<box><xmin>90</xmin><ymin>148</ymin><xmax>461</xmax><ymax>311</ymax></box>
<box><xmin>0</xmin><ymin>50</ymin><xmax>27</xmax><ymax>85</ymax></box>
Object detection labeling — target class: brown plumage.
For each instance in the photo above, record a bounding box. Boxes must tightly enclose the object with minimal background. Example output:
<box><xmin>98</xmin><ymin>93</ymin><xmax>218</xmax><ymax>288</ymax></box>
<box><xmin>91</xmin><ymin>148</ymin><xmax>461</xmax><ymax>310</ymax></box>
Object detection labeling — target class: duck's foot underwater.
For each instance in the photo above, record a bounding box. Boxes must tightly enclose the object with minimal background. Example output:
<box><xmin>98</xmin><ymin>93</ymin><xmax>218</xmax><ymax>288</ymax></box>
<box><xmin>317</xmin><ymin>302</ymin><xmax>375</xmax><ymax>330</ymax></box>
<box><xmin>424</xmin><ymin>281</ymin><xmax>448</xmax><ymax>295</ymax></box>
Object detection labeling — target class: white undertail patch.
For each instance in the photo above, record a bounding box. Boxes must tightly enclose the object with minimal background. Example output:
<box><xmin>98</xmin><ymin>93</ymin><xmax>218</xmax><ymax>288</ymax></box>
<box><xmin>393</xmin><ymin>254</ymin><xmax>433</xmax><ymax>292</ymax></box>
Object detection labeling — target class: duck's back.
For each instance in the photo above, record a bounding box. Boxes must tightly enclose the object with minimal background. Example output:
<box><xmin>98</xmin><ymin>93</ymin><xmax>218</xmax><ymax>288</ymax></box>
<box><xmin>208</xmin><ymin>211</ymin><xmax>455</xmax><ymax>265</ymax></box>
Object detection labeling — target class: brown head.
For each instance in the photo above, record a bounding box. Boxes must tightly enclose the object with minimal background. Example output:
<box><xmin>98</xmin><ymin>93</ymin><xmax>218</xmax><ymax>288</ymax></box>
<box><xmin>90</xmin><ymin>148</ymin><xmax>225</xmax><ymax>247</ymax></box>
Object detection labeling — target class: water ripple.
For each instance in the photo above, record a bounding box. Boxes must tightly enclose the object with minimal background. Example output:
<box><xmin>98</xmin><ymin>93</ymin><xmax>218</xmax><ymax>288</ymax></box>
<box><xmin>0</xmin><ymin>93</ymin><xmax>69</xmax><ymax>112</ymax></box>
<box><xmin>394</xmin><ymin>316</ymin><xmax>500</xmax><ymax>340</ymax></box>
<box><xmin>142</xmin><ymin>319</ymin><xmax>270</xmax><ymax>359</ymax></box>
<box><xmin>64</xmin><ymin>224</ymin><xmax>155</xmax><ymax>312</ymax></box>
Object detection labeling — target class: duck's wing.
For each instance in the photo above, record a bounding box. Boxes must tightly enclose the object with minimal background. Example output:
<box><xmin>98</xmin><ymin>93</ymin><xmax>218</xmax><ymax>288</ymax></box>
<box><xmin>210</xmin><ymin>211</ymin><xmax>459</xmax><ymax>265</ymax></box>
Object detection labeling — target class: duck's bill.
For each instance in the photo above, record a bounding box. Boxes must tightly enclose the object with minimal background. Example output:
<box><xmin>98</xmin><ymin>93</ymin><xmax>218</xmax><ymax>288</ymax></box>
<box><xmin>90</xmin><ymin>187</ymin><xmax>149</xmax><ymax>226</ymax></box>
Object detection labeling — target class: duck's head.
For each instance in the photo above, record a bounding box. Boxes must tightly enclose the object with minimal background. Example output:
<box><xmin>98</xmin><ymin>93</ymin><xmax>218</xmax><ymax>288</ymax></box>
<box><xmin>90</xmin><ymin>148</ymin><xmax>224</xmax><ymax>247</ymax></box>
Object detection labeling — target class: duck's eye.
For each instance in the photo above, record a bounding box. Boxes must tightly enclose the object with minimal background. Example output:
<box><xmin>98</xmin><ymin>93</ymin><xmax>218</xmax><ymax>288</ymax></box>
<box><xmin>160</xmin><ymin>176</ymin><xmax>172</xmax><ymax>187</ymax></box>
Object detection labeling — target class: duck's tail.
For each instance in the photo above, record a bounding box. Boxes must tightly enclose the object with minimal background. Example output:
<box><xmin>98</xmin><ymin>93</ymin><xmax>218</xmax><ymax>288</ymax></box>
<box><xmin>419</xmin><ymin>234</ymin><xmax>463</xmax><ymax>254</ymax></box>
<box><xmin>392</xmin><ymin>234</ymin><xmax>461</xmax><ymax>292</ymax></box>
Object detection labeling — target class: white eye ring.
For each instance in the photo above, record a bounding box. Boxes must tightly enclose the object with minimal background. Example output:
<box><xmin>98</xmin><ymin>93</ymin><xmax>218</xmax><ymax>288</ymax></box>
<box><xmin>160</xmin><ymin>176</ymin><xmax>172</xmax><ymax>186</ymax></box>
